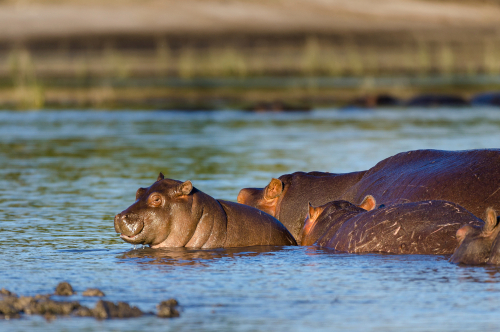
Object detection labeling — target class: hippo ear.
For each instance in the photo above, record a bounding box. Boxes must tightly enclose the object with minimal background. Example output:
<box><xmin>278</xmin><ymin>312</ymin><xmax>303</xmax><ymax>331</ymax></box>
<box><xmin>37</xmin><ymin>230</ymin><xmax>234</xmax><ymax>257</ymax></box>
<box><xmin>157</xmin><ymin>172</ymin><xmax>165</xmax><ymax>182</ymax></box>
<box><xmin>307</xmin><ymin>202</ymin><xmax>323</xmax><ymax>222</ymax></box>
<box><xmin>482</xmin><ymin>207</ymin><xmax>498</xmax><ymax>234</ymax></box>
<box><xmin>264</xmin><ymin>178</ymin><xmax>283</xmax><ymax>199</ymax></box>
<box><xmin>308</xmin><ymin>202</ymin><xmax>315</xmax><ymax>219</ymax></box>
<box><xmin>358</xmin><ymin>195</ymin><xmax>376</xmax><ymax>211</ymax></box>
<box><xmin>178</xmin><ymin>180</ymin><xmax>193</xmax><ymax>196</ymax></box>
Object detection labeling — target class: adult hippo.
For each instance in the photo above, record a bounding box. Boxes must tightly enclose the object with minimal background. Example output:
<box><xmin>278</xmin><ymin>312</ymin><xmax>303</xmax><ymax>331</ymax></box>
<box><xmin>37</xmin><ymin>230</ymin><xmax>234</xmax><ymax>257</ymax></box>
<box><xmin>449</xmin><ymin>208</ymin><xmax>500</xmax><ymax>265</ymax></box>
<box><xmin>114</xmin><ymin>173</ymin><xmax>296</xmax><ymax>249</ymax></box>
<box><xmin>300</xmin><ymin>196</ymin><xmax>483</xmax><ymax>255</ymax></box>
<box><xmin>237</xmin><ymin>149</ymin><xmax>500</xmax><ymax>240</ymax></box>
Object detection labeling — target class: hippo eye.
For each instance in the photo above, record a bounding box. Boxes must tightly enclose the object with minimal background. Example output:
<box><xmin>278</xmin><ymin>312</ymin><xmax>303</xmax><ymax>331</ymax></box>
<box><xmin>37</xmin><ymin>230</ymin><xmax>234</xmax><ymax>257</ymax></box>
<box><xmin>148</xmin><ymin>194</ymin><xmax>162</xmax><ymax>207</ymax></box>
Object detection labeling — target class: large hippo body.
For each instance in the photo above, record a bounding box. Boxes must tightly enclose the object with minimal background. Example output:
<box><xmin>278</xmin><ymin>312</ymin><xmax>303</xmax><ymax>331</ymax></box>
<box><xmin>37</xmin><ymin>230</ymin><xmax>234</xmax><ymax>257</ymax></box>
<box><xmin>301</xmin><ymin>198</ymin><xmax>483</xmax><ymax>255</ymax></box>
<box><xmin>114</xmin><ymin>174</ymin><xmax>296</xmax><ymax>249</ymax></box>
<box><xmin>237</xmin><ymin>149</ymin><xmax>500</xmax><ymax>240</ymax></box>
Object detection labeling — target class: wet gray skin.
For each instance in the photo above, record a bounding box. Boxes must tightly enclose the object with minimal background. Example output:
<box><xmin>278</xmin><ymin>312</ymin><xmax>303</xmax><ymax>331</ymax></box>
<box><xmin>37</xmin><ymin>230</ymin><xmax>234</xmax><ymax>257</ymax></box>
<box><xmin>114</xmin><ymin>173</ymin><xmax>296</xmax><ymax>249</ymax></box>
<box><xmin>237</xmin><ymin>149</ymin><xmax>500</xmax><ymax>242</ymax></box>
<box><xmin>449</xmin><ymin>208</ymin><xmax>500</xmax><ymax>265</ymax></box>
<box><xmin>301</xmin><ymin>196</ymin><xmax>484</xmax><ymax>255</ymax></box>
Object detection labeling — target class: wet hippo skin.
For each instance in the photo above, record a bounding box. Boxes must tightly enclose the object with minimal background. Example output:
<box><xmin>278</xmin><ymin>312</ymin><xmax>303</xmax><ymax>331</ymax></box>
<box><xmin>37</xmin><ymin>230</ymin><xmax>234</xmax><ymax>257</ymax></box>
<box><xmin>114</xmin><ymin>173</ymin><xmax>296</xmax><ymax>249</ymax></box>
<box><xmin>237</xmin><ymin>171</ymin><xmax>366</xmax><ymax>240</ymax></box>
<box><xmin>301</xmin><ymin>196</ymin><xmax>483</xmax><ymax>255</ymax></box>
<box><xmin>237</xmin><ymin>149</ymin><xmax>500</xmax><ymax>241</ymax></box>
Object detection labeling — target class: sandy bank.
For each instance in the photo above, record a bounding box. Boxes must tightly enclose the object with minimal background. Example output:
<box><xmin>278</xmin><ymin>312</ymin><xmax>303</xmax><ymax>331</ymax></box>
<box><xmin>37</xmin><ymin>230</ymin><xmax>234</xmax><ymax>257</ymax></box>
<box><xmin>0</xmin><ymin>0</ymin><xmax>499</xmax><ymax>41</ymax></box>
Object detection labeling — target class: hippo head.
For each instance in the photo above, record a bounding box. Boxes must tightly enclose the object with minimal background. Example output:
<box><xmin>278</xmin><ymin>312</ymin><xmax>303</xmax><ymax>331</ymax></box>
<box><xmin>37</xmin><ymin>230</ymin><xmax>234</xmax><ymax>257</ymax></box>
<box><xmin>299</xmin><ymin>195</ymin><xmax>376</xmax><ymax>246</ymax></box>
<box><xmin>449</xmin><ymin>208</ymin><xmax>500</xmax><ymax>265</ymax></box>
<box><xmin>237</xmin><ymin>178</ymin><xmax>284</xmax><ymax>218</ymax></box>
<box><xmin>114</xmin><ymin>173</ymin><xmax>198</xmax><ymax>248</ymax></box>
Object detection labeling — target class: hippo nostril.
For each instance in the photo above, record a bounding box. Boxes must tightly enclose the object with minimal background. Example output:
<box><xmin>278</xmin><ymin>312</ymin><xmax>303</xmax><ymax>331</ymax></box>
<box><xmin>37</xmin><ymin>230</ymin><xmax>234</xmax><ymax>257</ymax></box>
<box><xmin>118</xmin><ymin>217</ymin><xmax>144</xmax><ymax>238</ymax></box>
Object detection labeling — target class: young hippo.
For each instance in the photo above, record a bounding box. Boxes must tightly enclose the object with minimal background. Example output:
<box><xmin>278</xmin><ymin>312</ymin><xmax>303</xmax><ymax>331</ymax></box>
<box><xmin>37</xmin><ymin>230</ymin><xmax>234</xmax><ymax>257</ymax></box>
<box><xmin>237</xmin><ymin>149</ymin><xmax>500</xmax><ymax>241</ymax></box>
<box><xmin>300</xmin><ymin>196</ymin><xmax>483</xmax><ymax>255</ymax></box>
<box><xmin>114</xmin><ymin>173</ymin><xmax>296</xmax><ymax>249</ymax></box>
<box><xmin>449</xmin><ymin>208</ymin><xmax>500</xmax><ymax>265</ymax></box>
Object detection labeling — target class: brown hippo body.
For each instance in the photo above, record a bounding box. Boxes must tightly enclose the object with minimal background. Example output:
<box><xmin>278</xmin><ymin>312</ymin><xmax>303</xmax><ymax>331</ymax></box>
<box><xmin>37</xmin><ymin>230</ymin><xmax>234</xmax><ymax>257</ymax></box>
<box><xmin>114</xmin><ymin>173</ymin><xmax>296</xmax><ymax>249</ymax></box>
<box><xmin>341</xmin><ymin>149</ymin><xmax>500</xmax><ymax>215</ymax></box>
<box><xmin>237</xmin><ymin>149</ymin><xmax>500</xmax><ymax>241</ymax></box>
<box><xmin>237</xmin><ymin>171</ymin><xmax>366</xmax><ymax>240</ymax></box>
<box><xmin>301</xmin><ymin>198</ymin><xmax>483</xmax><ymax>255</ymax></box>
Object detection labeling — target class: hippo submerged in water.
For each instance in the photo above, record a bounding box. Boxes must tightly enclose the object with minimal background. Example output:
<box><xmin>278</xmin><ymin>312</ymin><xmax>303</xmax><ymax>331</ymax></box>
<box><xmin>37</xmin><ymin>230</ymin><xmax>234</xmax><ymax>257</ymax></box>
<box><xmin>300</xmin><ymin>196</ymin><xmax>483</xmax><ymax>255</ymax></box>
<box><xmin>237</xmin><ymin>149</ymin><xmax>500</xmax><ymax>241</ymax></box>
<box><xmin>450</xmin><ymin>208</ymin><xmax>500</xmax><ymax>265</ymax></box>
<box><xmin>114</xmin><ymin>173</ymin><xmax>296</xmax><ymax>249</ymax></box>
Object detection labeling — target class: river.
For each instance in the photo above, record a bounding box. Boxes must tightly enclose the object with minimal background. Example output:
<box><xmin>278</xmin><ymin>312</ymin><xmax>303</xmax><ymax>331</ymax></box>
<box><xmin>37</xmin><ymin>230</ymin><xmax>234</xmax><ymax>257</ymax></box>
<box><xmin>1</xmin><ymin>107</ymin><xmax>500</xmax><ymax>331</ymax></box>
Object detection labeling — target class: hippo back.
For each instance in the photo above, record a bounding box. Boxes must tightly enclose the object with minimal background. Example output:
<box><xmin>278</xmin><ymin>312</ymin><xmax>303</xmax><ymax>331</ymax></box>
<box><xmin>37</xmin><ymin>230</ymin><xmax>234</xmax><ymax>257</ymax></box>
<box><xmin>342</xmin><ymin>149</ymin><xmax>500</xmax><ymax>217</ymax></box>
<box><xmin>322</xmin><ymin>200</ymin><xmax>483</xmax><ymax>255</ymax></box>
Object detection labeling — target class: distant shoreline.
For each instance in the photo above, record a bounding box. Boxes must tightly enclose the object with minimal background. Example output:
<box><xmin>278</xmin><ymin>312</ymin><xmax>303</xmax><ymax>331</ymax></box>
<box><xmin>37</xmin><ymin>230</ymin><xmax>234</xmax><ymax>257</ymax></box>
<box><xmin>0</xmin><ymin>0</ymin><xmax>499</xmax><ymax>109</ymax></box>
<box><xmin>1</xmin><ymin>0</ymin><xmax>499</xmax><ymax>42</ymax></box>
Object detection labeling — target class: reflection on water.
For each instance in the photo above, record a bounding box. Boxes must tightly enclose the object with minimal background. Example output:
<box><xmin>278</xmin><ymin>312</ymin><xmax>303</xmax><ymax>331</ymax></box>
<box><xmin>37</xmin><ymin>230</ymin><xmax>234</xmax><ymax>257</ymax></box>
<box><xmin>118</xmin><ymin>246</ymin><xmax>290</xmax><ymax>267</ymax></box>
<box><xmin>2</xmin><ymin>108</ymin><xmax>500</xmax><ymax>331</ymax></box>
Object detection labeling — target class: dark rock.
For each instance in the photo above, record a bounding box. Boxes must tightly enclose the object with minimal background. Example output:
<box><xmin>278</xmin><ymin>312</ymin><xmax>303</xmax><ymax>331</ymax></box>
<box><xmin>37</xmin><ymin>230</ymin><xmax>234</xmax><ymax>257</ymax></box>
<box><xmin>15</xmin><ymin>296</ymin><xmax>36</xmax><ymax>311</ymax></box>
<box><xmin>0</xmin><ymin>296</ymin><xmax>19</xmax><ymax>308</ymax></box>
<box><xmin>34</xmin><ymin>294</ymin><xmax>51</xmax><ymax>301</ymax></box>
<box><xmin>93</xmin><ymin>300</ymin><xmax>143</xmax><ymax>319</ymax></box>
<box><xmin>0</xmin><ymin>301</ymin><xmax>19</xmax><ymax>316</ymax></box>
<box><xmin>0</xmin><ymin>313</ymin><xmax>21</xmax><ymax>319</ymax></box>
<box><xmin>343</xmin><ymin>94</ymin><xmax>400</xmax><ymax>109</ymax></box>
<box><xmin>157</xmin><ymin>306</ymin><xmax>180</xmax><ymax>318</ymax></box>
<box><xmin>0</xmin><ymin>288</ymin><xmax>148</xmax><ymax>320</ymax></box>
<box><xmin>7</xmin><ymin>296</ymin><xmax>36</xmax><ymax>312</ymax></box>
<box><xmin>470</xmin><ymin>92</ymin><xmax>500</xmax><ymax>107</ymax></box>
<box><xmin>54</xmin><ymin>282</ymin><xmax>75</xmax><ymax>296</ymax></box>
<box><xmin>157</xmin><ymin>298</ymin><xmax>180</xmax><ymax>318</ymax></box>
<box><xmin>82</xmin><ymin>288</ymin><xmax>105</xmax><ymax>297</ymax></box>
<box><xmin>0</xmin><ymin>288</ymin><xmax>17</xmax><ymax>297</ymax></box>
<box><xmin>73</xmin><ymin>306</ymin><xmax>94</xmax><ymax>317</ymax></box>
<box><xmin>406</xmin><ymin>94</ymin><xmax>468</xmax><ymax>107</ymax></box>
<box><xmin>25</xmin><ymin>299</ymin><xmax>80</xmax><ymax>316</ymax></box>
<box><xmin>159</xmin><ymin>299</ymin><xmax>178</xmax><ymax>307</ymax></box>
<box><xmin>247</xmin><ymin>101</ymin><xmax>311</xmax><ymax>113</ymax></box>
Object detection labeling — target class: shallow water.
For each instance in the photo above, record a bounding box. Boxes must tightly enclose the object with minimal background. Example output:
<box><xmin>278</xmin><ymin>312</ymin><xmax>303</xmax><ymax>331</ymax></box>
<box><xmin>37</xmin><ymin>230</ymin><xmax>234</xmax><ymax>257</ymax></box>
<box><xmin>2</xmin><ymin>108</ymin><xmax>500</xmax><ymax>331</ymax></box>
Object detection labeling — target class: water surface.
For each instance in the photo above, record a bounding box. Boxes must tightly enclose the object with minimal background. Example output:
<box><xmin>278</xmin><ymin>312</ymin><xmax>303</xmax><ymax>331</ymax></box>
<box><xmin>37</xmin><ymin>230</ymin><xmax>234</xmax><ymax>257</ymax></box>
<box><xmin>1</xmin><ymin>108</ymin><xmax>500</xmax><ymax>331</ymax></box>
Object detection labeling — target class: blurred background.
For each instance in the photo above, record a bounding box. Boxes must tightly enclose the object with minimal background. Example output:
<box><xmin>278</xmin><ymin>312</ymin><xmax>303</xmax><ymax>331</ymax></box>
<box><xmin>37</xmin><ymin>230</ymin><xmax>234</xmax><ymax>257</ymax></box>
<box><xmin>3</xmin><ymin>3</ymin><xmax>500</xmax><ymax>331</ymax></box>
<box><xmin>0</xmin><ymin>0</ymin><xmax>499</xmax><ymax>110</ymax></box>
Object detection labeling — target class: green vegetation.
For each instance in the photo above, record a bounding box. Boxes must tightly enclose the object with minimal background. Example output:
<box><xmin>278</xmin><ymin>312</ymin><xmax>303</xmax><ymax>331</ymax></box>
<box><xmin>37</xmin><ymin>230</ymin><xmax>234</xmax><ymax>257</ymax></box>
<box><xmin>0</xmin><ymin>32</ymin><xmax>499</xmax><ymax>110</ymax></box>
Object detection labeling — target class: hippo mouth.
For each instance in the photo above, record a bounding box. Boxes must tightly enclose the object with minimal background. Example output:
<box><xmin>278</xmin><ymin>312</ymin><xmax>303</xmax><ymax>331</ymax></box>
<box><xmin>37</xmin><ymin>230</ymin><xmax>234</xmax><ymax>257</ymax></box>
<box><xmin>115</xmin><ymin>218</ymin><xmax>145</xmax><ymax>244</ymax></box>
<box><xmin>120</xmin><ymin>232</ymin><xmax>143</xmax><ymax>243</ymax></box>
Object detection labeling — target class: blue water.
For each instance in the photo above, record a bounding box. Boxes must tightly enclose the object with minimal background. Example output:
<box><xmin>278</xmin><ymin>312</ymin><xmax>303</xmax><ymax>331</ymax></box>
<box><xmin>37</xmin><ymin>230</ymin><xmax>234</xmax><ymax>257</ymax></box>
<box><xmin>1</xmin><ymin>108</ymin><xmax>500</xmax><ymax>331</ymax></box>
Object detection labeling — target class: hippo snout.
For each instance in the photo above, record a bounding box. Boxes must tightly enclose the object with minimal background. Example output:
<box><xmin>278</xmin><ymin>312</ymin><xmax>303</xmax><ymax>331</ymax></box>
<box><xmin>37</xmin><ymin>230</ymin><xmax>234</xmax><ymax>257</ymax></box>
<box><xmin>114</xmin><ymin>213</ymin><xmax>144</xmax><ymax>240</ymax></box>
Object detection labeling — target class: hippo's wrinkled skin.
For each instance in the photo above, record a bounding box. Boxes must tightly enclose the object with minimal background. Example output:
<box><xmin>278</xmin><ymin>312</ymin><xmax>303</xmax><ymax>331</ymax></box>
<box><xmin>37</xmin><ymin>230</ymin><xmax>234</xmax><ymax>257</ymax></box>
<box><xmin>237</xmin><ymin>149</ymin><xmax>500</xmax><ymax>241</ymax></box>
<box><xmin>449</xmin><ymin>208</ymin><xmax>500</xmax><ymax>265</ymax></box>
<box><xmin>300</xmin><ymin>197</ymin><xmax>483</xmax><ymax>255</ymax></box>
<box><xmin>114</xmin><ymin>173</ymin><xmax>296</xmax><ymax>249</ymax></box>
